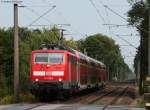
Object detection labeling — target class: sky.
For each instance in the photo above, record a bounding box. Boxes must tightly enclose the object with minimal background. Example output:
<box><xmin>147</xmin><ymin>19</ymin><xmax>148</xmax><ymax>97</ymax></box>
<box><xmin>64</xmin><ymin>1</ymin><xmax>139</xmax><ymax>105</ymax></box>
<box><xmin>0</xmin><ymin>0</ymin><xmax>140</xmax><ymax>71</ymax></box>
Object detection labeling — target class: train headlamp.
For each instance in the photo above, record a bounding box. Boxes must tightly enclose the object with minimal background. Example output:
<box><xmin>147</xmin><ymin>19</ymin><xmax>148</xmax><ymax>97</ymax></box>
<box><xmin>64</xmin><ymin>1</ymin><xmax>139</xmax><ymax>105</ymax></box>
<box><xmin>59</xmin><ymin>78</ymin><xmax>62</xmax><ymax>82</ymax></box>
<box><xmin>35</xmin><ymin>78</ymin><xmax>39</xmax><ymax>82</ymax></box>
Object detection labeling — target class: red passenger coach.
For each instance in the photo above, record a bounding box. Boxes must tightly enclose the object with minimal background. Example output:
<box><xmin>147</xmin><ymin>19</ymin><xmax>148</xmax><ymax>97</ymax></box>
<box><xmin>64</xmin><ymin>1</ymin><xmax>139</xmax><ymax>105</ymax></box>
<box><xmin>30</xmin><ymin>44</ymin><xmax>107</xmax><ymax>99</ymax></box>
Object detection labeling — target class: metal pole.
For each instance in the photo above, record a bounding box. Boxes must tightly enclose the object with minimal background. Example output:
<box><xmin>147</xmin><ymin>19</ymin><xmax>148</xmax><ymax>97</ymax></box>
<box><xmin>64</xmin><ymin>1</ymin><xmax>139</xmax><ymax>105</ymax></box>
<box><xmin>107</xmin><ymin>66</ymin><xmax>109</xmax><ymax>81</ymax></box>
<box><xmin>59</xmin><ymin>29</ymin><xmax>66</xmax><ymax>45</ymax></box>
<box><xmin>148</xmin><ymin>0</ymin><xmax>150</xmax><ymax>77</ymax></box>
<box><xmin>137</xmin><ymin>59</ymin><xmax>140</xmax><ymax>86</ymax></box>
<box><xmin>14</xmin><ymin>3</ymin><xmax>19</xmax><ymax>102</ymax></box>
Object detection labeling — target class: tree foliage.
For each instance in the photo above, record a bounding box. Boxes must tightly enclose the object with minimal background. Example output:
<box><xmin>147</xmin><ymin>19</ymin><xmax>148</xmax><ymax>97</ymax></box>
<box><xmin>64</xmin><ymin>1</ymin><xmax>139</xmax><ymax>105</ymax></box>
<box><xmin>78</xmin><ymin>34</ymin><xmax>132</xmax><ymax>80</ymax></box>
<box><xmin>127</xmin><ymin>0</ymin><xmax>149</xmax><ymax>94</ymax></box>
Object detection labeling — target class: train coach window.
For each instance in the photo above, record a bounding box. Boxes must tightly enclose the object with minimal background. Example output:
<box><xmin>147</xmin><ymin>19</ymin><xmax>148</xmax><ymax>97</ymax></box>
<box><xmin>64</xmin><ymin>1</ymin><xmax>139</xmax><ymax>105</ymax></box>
<box><xmin>49</xmin><ymin>53</ymin><xmax>64</xmax><ymax>64</ymax></box>
<box><xmin>35</xmin><ymin>53</ymin><xmax>48</xmax><ymax>64</ymax></box>
<box><xmin>70</xmin><ymin>56</ymin><xmax>76</xmax><ymax>64</ymax></box>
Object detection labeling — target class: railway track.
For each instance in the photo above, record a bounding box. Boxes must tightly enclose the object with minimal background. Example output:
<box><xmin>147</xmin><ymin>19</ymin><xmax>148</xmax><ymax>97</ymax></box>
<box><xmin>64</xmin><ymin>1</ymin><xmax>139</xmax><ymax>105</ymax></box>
<box><xmin>14</xmin><ymin>85</ymin><xmax>135</xmax><ymax>110</ymax></box>
<box><xmin>25</xmin><ymin>103</ymin><xmax>48</xmax><ymax>110</ymax></box>
<box><xmin>101</xmin><ymin>86</ymin><xmax>129</xmax><ymax>110</ymax></box>
<box><xmin>87</xmin><ymin>86</ymin><xmax>121</xmax><ymax>104</ymax></box>
<box><xmin>63</xmin><ymin>85</ymin><xmax>113</xmax><ymax>104</ymax></box>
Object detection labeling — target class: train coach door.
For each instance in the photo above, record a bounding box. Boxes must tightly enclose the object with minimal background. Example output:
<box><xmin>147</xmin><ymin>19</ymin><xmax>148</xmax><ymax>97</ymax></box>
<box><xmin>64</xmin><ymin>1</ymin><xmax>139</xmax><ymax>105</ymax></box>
<box><xmin>75</xmin><ymin>51</ymin><xmax>80</xmax><ymax>86</ymax></box>
<box><xmin>68</xmin><ymin>55</ymin><xmax>71</xmax><ymax>82</ymax></box>
<box><xmin>77</xmin><ymin>61</ymin><xmax>80</xmax><ymax>85</ymax></box>
<box><xmin>70</xmin><ymin>55</ymin><xmax>77</xmax><ymax>82</ymax></box>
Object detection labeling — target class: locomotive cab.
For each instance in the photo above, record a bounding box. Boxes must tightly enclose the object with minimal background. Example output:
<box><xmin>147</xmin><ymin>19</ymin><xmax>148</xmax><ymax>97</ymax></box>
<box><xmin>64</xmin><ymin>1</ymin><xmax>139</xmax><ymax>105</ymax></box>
<box><xmin>30</xmin><ymin>51</ymin><xmax>66</xmax><ymax>82</ymax></box>
<box><xmin>30</xmin><ymin>44</ymin><xmax>79</xmax><ymax>99</ymax></box>
<box><xmin>30</xmin><ymin>50</ymin><xmax>70</xmax><ymax>99</ymax></box>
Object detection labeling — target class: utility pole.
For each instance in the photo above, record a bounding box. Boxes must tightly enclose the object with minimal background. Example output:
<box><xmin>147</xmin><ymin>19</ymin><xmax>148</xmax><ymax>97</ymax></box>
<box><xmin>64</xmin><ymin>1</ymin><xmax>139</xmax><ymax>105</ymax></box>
<box><xmin>1</xmin><ymin>0</ymin><xmax>21</xmax><ymax>103</ymax></box>
<box><xmin>148</xmin><ymin>0</ymin><xmax>150</xmax><ymax>77</ymax></box>
<box><xmin>145</xmin><ymin>1</ymin><xmax>150</xmax><ymax>109</ymax></box>
<box><xmin>60</xmin><ymin>29</ymin><xmax>66</xmax><ymax>40</ymax></box>
<box><xmin>107</xmin><ymin>65</ymin><xmax>109</xmax><ymax>81</ymax></box>
<box><xmin>137</xmin><ymin>59</ymin><xmax>140</xmax><ymax>86</ymax></box>
<box><xmin>84</xmin><ymin>48</ymin><xmax>87</xmax><ymax>55</ymax></box>
<box><xmin>14</xmin><ymin>3</ymin><xmax>19</xmax><ymax>102</ymax></box>
<box><xmin>59</xmin><ymin>29</ymin><xmax>66</xmax><ymax>45</ymax></box>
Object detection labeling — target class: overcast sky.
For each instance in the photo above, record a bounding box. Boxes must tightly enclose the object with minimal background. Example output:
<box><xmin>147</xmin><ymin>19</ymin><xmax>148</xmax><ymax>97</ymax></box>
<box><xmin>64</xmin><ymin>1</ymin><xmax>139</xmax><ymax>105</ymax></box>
<box><xmin>0</xmin><ymin>0</ymin><xmax>140</xmax><ymax>71</ymax></box>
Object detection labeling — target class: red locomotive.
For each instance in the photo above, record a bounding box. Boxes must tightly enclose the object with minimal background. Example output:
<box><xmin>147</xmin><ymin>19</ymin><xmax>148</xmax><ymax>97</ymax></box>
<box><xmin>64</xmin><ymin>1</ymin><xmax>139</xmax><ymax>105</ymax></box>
<box><xmin>30</xmin><ymin>44</ymin><xmax>107</xmax><ymax>100</ymax></box>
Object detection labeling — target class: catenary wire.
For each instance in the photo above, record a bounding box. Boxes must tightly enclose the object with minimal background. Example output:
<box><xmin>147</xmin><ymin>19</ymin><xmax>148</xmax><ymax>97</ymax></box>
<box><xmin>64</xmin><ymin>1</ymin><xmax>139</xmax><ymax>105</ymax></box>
<box><xmin>97</xmin><ymin>0</ymin><xmax>148</xmax><ymax>33</ymax></box>
<box><xmin>89</xmin><ymin>0</ymin><xmax>106</xmax><ymax>24</ymax></box>
<box><xmin>23</xmin><ymin>6</ymin><xmax>54</xmax><ymax>25</ymax></box>
<box><xmin>28</xmin><ymin>5</ymin><xmax>56</xmax><ymax>27</ymax></box>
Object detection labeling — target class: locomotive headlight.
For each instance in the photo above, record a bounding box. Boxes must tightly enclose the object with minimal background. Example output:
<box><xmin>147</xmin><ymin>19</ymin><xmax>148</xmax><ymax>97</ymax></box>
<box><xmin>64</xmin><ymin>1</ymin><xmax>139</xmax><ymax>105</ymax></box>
<box><xmin>35</xmin><ymin>78</ymin><xmax>39</xmax><ymax>82</ymax></box>
<box><xmin>33</xmin><ymin>71</ymin><xmax>45</xmax><ymax>76</ymax></box>
<box><xmin>51</xmin><ymin>71</ymin><xmax>64</xmax><ymax>76</ymax></box>
<box><xmin>59</xmin><ymin>78</ymin><xmax>62</xmax><ymax>82</ymax></box>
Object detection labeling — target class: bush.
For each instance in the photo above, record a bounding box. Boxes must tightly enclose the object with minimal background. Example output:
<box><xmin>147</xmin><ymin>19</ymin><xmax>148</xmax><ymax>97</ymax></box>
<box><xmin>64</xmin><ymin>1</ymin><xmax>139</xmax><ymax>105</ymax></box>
<box><xmin>19</xmin><ymin>93</ymin><xmax>37</xmax><ymax>103</ymax></box>
<box><xmin>0</xmin><ymin>93</ymin><xmax>37</xmax><ymax>105</ymax></box>
<box><xmin>137</xmin><ymin>96</ymin><xmax>145</xmax><ymax>107</ymax></box>
<box><xmin>0</xmin><ymin>95</ymin><xmax>13</xmax><ymax>105</ymax></box>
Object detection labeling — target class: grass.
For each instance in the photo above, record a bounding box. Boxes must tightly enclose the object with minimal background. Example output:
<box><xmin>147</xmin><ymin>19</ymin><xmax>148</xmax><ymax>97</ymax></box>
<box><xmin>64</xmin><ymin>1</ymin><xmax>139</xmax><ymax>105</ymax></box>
<box><xmin>0</xmin><ymin>95</ymin><xmax>14</xmax><ymax>105</ymax></box>
<box><xmin>136</xmin><ymin>96</ymin><xmax>145</xmax><ymax>108</ymax></box>
<box><xmin>0</xmin><ymin>93</ymin><xmax>37</xmax><ymax>105</ymax></box>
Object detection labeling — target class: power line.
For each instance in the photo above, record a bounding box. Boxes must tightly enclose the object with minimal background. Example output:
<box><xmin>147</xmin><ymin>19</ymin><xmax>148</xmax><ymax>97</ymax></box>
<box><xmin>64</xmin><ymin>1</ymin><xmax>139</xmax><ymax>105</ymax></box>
<box><xmin>99</xmin><ymin>0</ymin><xmax>114</xmax><ymax>35</ymax></box>
<box><xmin>28</xmin><ymin>5</ymin><xmax>56</xmax><ymax>27</ymax></box>
<box><xmin>115</xmin><ymin>34</ymin><xmax>139</xmax><ymax>37</ymax></box>
<box><xmin>89</xmin><ymin>0</ymin><xmax>106</xmax><ymax>24</ymax></box>
<box><xmin>19</xmin><ymin>4</ymin><xmax>65</xmax><ymax>43</ymax></box>
<box><xmin>120</xmin><ymin>44</ymin><xmax>136</xmax><ymax>47</ymax></box>
<box><xmin>116</xmin><ymin>35</ymin><xmax>138</xmax><ymax>50</ymax></box>
<box><xmin>19</xmin><ymin>5</ymin><xmax>71</xmax><ymax>29</ymax></box>
<box><xmin>30</xmin><ymin>24</ymin><xmax>71</xmax><ymax>27</ymax></box>
<box><xmin>1</xmin><ymin>0</ymin><xmax>22</xmax><ymax>3</ymax></box>
<box><xmin>41</xmin><ymin>0</ymin><xmax>85</xmax><ymax>38</ymax></box>
<box><xmin>90</xmin><ymin>0</ymin><xmax>137</xmax><ymax>69</ymax></box>
<box><xmin>55</xmin><ymin>9</ymin><xmax>85</xmax><ymax>38</ymax></box>
<box><xmin>104</xmin><ymin>5</ymin><xmax>127</xmax><ymax>21</ymax></box>
<box><xmin>124</xmin><ymin>56</ymin><xmax>135</xmax><ymax>57</ymax></box>
<box><xmin>100</xmin><ymin>3</ymin><xmax>148</xmax><ymax>33</ymax></box>
<box><xmin>20</xmin><ymin>6</ymin><xmax>54</xmax><ymax>25</ymax></box>
<box><xmin>105</xmin><ymin>4</ymin><xmax>130</xmax><ymax>7</ymax></box>
<box><xmin>22</xmin><ymin>5</ymin><xmax>53</xmax><ymax>7</ymax></box>
<box><xmin>103</xmin><ymin>24</ymin><xmax>129</xmax><ymax>28</ymax></box>
<box><xmin>97</xmin><ymin>0</ymin><xmax>140</xmax><ymax>50</ymax></box>
<box><xmin>42</xmin><ymin>0</ymin><xmax>92</xmax><ymax>39</ymax></box>
<box><xmin>41</xmin><ymin>0</ymin><xmax>86</xmax><ymax>39</ymax></box>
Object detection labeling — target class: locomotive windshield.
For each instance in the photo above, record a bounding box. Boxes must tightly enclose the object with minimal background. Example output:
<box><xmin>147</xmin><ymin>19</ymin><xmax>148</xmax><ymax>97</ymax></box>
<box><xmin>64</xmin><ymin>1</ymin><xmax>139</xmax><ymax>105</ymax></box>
<box><xmin>34</xmin><ymin>53</ymin><xmax>64</xmax><ymax>64</ymax></box>
<box><xmin>49</xmin><ymin>53</ymin><xmax>64</xmax><ymax>64</ymax></box>
<box><xmin>35</xmin><ymin>53</ymin><xmax>48</xmax><ymax>64</ymax></box>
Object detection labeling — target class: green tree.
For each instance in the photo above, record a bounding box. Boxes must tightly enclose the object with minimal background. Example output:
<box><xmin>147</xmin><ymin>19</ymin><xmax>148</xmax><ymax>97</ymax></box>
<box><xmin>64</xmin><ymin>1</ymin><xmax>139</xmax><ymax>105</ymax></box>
<box><xmin>0</xmin><ymin>28</ymin><xmax>14</xmax><ymax>97</ymax></box>
<box><xmin>128</xmin><ymin>0</ymin><xmax>149</xmax><ymax>94</ymax></box>
<box><xmin>78</xmin><ymin>34</ymin><xmax>131</xmax><ymax>81</ymax></box>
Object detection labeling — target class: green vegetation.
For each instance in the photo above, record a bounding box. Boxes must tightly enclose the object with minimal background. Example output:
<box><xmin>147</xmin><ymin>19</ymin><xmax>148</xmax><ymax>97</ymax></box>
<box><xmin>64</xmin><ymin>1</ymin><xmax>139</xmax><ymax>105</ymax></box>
<box><xmin>127</xmin><ymin>0</ymin><xmax>149</xmax><ymax>94</ymax></box>
<box><xmin>137</xmin><ymin>96</ymin><xmax>145</xmax><ymax>107</ymax></box>
<box><xmin>78</xmin><ymin>34</ymin><xmax>132</xmax><ymax>81</ymax></box>
<box><xmin>0</xmin><ymin>27</ymin><xmax>131</xmax><ymax>103</ymax></box>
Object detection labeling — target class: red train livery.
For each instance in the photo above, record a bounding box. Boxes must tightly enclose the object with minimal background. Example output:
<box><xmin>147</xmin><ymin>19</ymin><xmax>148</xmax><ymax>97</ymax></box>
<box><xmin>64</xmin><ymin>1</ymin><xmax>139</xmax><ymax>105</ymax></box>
<box><xmin>30</xmin><ymin>44</ymin><xmax>107</xmax><ymax>99</ymax></box>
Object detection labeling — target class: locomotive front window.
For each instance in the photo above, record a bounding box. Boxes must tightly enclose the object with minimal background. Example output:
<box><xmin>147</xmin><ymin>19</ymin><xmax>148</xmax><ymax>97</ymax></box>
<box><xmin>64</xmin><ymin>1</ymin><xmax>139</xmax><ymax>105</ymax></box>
<box><xmin>49</xmin><ymin>53</ymin><xmax>64</xmax><ymax>64</ymax></box>
<box><xmin>34</xmin><ymin>53</ymin><xmax>48</xmax><ymax>64</ymax></box>
<box><xmin>34</xmin><ymin>53</ymin><xmax>64</xmax><ymax>64</ymax></box>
